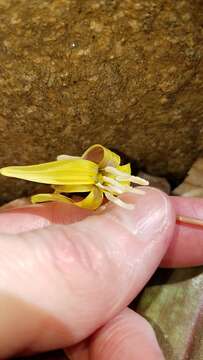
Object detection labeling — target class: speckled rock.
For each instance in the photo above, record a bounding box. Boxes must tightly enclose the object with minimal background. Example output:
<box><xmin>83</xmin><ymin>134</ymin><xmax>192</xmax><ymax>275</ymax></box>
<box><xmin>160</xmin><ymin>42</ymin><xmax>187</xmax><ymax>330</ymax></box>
<box><xmin>0</xmin><ymin>0</ymin><xmax>202</xmax><ymax>202</ymax></box>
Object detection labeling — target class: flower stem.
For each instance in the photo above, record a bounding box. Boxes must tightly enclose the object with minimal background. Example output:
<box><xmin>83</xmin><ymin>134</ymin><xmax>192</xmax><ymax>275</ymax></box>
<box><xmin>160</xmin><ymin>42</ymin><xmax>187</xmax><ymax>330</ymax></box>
<box><xmin>176</xmin><ymin>215</ymin><xmax>203</xmax><ymax>227</ymax></box>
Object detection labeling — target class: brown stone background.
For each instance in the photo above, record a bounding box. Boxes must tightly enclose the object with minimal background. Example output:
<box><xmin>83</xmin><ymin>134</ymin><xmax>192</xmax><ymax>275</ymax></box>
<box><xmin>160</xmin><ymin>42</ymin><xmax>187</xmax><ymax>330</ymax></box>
<box><xmin>0</xmin><ymin>1</ymin><xmax>203</xmax><ymax>360</ymax></box>
<box><xmin>0</xmin><ymin>0</ymin><xmax>202</xmax><ymax>203</ymax></box>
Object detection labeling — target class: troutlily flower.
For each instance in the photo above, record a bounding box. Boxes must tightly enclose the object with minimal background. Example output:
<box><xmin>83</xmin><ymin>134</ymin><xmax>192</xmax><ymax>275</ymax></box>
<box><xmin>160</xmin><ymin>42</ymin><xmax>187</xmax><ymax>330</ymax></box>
<box><xmin>0</xmin><ymin>144</ymin><xmax>149</xmax><ymax>210</ymax></box>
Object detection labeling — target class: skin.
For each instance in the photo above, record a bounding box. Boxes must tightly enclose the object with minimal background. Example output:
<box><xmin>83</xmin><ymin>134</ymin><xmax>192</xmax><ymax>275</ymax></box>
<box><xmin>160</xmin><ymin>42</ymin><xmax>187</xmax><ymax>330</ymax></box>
<box><xmin>0</xmin><ymin>187</ymin><xmax>202</xmax><ymax>359</ymax></box>
<box><xmin>162</xmin><ymin>196</ymin><xmax>203</xmax><ymax>267</ymax></box>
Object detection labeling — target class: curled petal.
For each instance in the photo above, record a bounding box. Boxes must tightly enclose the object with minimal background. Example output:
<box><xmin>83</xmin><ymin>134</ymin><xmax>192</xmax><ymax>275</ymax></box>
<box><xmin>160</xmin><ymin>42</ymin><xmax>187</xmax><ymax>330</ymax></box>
<box><xmin>75</xmin><ymin>186</ymin><xmax>103</xmax><ymax>210</ymax></box>
<box><xmin>117</xmin><ymin>164</ymin><xmax>131</xmax><ymax>186</ymax></box>
<box><xmin>82</xmin><ymin>144</ymin><xmax>120</xmax><ymax>168</ymax></box>
<box><xmin>31</xmin><ymin>193</ymin><xmax>72</xmax><ymax>204</ymax></box>
<box><xmin>117</xmin><ymin>164</ymin><xmax>131</xmax><ymax>175</ymax></box>
<box><xmin>31</xmin><ymin>186</ymin><xmax>103</xmax><ymax>210</ymax></box>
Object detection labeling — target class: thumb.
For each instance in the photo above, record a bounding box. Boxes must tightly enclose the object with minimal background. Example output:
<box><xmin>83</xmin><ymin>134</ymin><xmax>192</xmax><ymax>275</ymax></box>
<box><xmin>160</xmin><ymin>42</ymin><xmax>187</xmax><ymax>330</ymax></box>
<box><xmin>0</xmin><ymin>188</ymin><xmax>175</xmax><ymax>358</ymax></box>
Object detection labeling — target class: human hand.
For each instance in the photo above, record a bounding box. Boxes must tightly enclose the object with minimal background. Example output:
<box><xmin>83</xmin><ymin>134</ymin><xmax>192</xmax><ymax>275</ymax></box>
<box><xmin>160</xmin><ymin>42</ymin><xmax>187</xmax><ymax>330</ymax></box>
<box><xmin>0</xmin><ymin>187</ymin><xmax>202</xmax><ymax>359</ymax></box>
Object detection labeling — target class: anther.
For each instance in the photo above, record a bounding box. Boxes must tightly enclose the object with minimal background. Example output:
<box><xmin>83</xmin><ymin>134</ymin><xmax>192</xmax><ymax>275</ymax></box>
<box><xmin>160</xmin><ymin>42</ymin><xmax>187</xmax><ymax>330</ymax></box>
<box><xmin>57</xmin><ymin>155</ymin><xmax>80</xmax><ymax>161</ymax></box>
<box><xmin>104</xmin><ymin>166</ymin><xmax>149</xmax><ymax>186</ymax></box>
<box><xmin>105</xmin><ymin>192</ymin><xmax>135</xmax><ymax>210</ymax></box>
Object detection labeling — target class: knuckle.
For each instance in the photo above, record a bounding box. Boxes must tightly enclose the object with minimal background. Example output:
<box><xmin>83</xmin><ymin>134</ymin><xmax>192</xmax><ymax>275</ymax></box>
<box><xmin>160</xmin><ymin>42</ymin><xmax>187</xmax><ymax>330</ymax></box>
<box><xmin>47</xmin><ymin>224</ymin><xmax>108</xmax><ymax>280</ymax></box>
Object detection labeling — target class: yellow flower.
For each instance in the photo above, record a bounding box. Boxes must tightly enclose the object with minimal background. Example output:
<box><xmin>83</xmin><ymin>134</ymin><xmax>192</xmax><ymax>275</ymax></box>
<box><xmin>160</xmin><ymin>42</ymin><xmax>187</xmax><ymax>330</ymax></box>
<box><xmin>0</xmin><ymin>144</ymin><xmax>148</xmax><ymax>210</ymax></box>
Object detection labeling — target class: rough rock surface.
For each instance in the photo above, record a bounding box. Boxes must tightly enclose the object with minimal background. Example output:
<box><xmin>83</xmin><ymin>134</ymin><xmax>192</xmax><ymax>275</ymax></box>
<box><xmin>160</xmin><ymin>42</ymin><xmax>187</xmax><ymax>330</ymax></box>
<box><xmin>0</xmin><ymin>0</ymin><xmax>202</xmax><ymax>202</ymax></box>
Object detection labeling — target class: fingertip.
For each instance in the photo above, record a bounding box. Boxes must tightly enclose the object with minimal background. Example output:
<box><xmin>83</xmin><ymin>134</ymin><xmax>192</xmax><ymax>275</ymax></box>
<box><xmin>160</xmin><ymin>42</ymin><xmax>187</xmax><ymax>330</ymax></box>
<box><xmin>102</xmin><ymin>186</ymin><xmax>175</xmax><ymax>250</ymax></box>
<box><xmin>89</xmin><ymin>309</ymin><xmax>164</xmax><ymax>360</ymax></box>
<box><xmin>66</xmin><ymin>309</ymin><xmax>165</xmax><ymax>360</ymax></box>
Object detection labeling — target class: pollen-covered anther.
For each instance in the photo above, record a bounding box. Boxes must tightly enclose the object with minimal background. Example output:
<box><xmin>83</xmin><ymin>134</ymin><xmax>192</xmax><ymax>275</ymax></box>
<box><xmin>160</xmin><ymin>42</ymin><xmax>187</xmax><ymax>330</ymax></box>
<box><xmin>57</xmin><ymin>155</ymin><xmax>81</xmax><ymax>161</ymax></box>
<box><xmin>122</xmin><ymin>185</ymin><xmax>145</xmax><ymax>195</ymax></box>
<box><xmin>105</xmin><ymin>192</ymin><xmax>135</xmax><ymax>210</ymax></box>
<box><xmin>102</xmin><ymin>176</ymin><xmax>145</xmax><ymax>195</ymax></box>
<box><xmin>103</xmin><ymin>175</ymin><xmax>126</xmax><ymax>191</ymax></box>
<box><xmin>96</xmin><ymin>182</ymin><xmax>123</xmax><ymax>195</ymax></box>
<box><xmin>104</xmin><ymin>166</ymin><xmax>149</xmax><ymax>186</ymax></box>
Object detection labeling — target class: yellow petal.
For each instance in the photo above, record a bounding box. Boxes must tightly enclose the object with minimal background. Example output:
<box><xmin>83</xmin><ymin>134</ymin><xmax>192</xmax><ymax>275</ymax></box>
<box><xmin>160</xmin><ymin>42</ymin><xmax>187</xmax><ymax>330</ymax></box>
<box><xmin>75</xmin><ymin>186</ymin><xmax>103</xmax><ymax>210</ymax></box>
<box><xmin>0</xmin><ymin>159</ymin><xmax>98</xmax><ymax>185</ymax></box>
<box><xmin>31</xmin><ymin>193</ymin><xmax>72</xmax><ymax>204</ymax></box>
<box><xmin>82</xmin><ymin>144</ymin><xmax>120</xmax><ymax>169</ymax></box>
<box><xmin>117</xmin><ymin>163</ymin><xmax>131</xmax><ymax>175</ymax></box>
<box><xmin>32</xmin><ymin>186</ymin><xmax>103</xmax><ymax>210</ymax></box>
<box><xmin>117</xmin><ymin>163</ymin><xmax>131</xmax><ymax>186</ymax></box>
<box><xmin>53</xmin><ymin>184</ymin><xmax>93</xmax><ymax>193</ymax></box>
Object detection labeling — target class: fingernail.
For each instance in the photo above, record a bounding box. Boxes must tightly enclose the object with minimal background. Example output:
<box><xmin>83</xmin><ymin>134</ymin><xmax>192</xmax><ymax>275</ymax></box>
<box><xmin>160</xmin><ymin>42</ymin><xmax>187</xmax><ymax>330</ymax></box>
<box><xmin>105</xmin><ymin>187</ymin><xmax>175</xmax><ymax>244</ymax></box>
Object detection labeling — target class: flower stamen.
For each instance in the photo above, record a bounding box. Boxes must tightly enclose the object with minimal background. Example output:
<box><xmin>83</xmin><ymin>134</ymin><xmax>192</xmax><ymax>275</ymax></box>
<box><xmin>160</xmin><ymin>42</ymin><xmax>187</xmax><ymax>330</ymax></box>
<box><xmin>57</xmin><ymin>155</ymin><xmax>80</xmax><ymax>161</ymax></box>
<box><xmin>104</xmin><ymin>166</ymin><xmax>149</xmax><ymax>186</ymax></box>
<box><xmin>96</xmin><ymin>182</ymin><xmax>123</xmax><ymax>194</ymax></box>
<box><xmin>102</xmin><ymin>176</ymin><xmax>144</xmax><ymax>195</ymax></box>
<box><xmin>103</xmin><ymin>175</ymin><xmax>125</xmax><ymax>188</ymax></box>
<box><xmin>122</xmin><ymin>185</ymin><xmax>145</xmax><ymax>195</ymax></box>
<box><xmin>97</xmin><ymin>185</ymin><xmax>144</xmax><ymax>204</ymax></box>
<box><xmin>105</xmin><ymin>192</ymin><xmax>135</xmax><ymax>210</ymax></box>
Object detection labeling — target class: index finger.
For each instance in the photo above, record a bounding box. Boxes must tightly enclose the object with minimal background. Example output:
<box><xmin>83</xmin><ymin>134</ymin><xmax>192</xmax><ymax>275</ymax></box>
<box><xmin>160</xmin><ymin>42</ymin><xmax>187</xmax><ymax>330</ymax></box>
<box><xmin>0</xmin><ymin>201</ymin><xmax>91</xmax><ymax>233</ymax></box>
